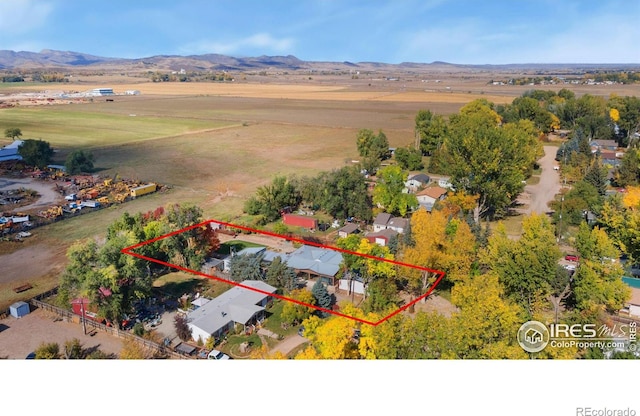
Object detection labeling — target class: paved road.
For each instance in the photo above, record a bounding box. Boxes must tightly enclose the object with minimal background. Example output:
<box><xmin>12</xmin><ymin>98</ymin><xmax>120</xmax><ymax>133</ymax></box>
<box><xmin>522</xmin><ymin>145</ymin><xmax>562</xmax><ymax>215</ymax></box>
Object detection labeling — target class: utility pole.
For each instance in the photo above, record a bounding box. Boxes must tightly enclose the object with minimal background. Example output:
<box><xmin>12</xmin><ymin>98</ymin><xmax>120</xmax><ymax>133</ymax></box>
<box><xmin>80</xmin><ymin>299</ymin><xmax>87</xmax><ymax>335</ymax></box>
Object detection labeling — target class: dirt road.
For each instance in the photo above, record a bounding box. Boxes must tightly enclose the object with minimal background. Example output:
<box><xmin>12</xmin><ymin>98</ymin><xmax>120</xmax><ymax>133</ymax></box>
<box><xmin>522</xmin><ymin>145</ymin><xmax>562</xmax><ymax>215</ymax></box>
<box><xmin>0</xmin><ymin>177</ymin><xmax>64</xmax><ymax>212</ymax></box>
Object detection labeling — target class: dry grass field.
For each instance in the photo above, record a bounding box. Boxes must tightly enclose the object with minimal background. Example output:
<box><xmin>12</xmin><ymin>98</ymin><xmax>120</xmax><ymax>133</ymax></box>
<box><xmin>1</xmin><ymin>74</ymin><xmax>639</xmax><ymax>311</ymax></box>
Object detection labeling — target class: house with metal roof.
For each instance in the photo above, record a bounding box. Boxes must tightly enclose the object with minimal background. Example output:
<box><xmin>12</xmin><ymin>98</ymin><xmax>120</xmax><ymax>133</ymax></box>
<box><xmin>263</xmin><ymin>244</ymin><xmax>344</xmax><ymax>286</ymax></box>
<box><xmin>186</xmin><ymin>280</ymin><xmax>277</xmax><ymax>343</ymax></box>
<box><xmin>0</xmin><ymin>140</ymin><xmax>23</xmax><ymax>162</ymax></box>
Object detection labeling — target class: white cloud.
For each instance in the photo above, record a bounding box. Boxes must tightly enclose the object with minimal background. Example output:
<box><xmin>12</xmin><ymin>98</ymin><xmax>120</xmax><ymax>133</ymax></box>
<box><xmin>0</xmin><ymin>0</ymin><xmax>53</xmax><ymax>34</ymax></box>
<box><xmin>182</xmin><ymin>33</ymin><xmax>295</xmax><ymax>56</ymax></box>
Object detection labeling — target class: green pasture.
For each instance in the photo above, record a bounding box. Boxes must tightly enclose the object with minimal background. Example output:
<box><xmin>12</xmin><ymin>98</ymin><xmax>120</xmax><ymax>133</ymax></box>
<box><xmin>0</xmin><ymin>106</ymin><xmax>236</xmax><ymax>149</ymax></box>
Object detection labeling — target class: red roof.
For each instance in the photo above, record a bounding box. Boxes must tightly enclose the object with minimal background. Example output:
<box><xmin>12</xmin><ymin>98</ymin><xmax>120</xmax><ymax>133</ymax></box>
<box><xmin>416</xmin><ymin>186</ymin><xmax>447</xmax><ymax>199</ymax></box>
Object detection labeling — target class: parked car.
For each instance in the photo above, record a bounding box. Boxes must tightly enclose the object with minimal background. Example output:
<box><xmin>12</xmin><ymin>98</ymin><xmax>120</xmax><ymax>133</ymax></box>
<box><xmin>565</xmin><ymin>255</ymin><xmax>579</xmax><ymax>262</ymax></box>
<box><xmin>208</xmin><ymin>349</ymin><xmax>230</xmax><ymax>360</ymax></box>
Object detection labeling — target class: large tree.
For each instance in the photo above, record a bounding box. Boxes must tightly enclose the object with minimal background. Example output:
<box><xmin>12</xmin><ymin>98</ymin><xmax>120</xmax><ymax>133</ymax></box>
<box><xmin>317</xmin><ymin>166</ymin><xmax>372</xmax><ymax>221</ymax></box>
<box><xmin>243</xmin><ymin>175</ymin><xmax>300</xmax><ymax>223</ymax></box>
<box><xmin>265</xmin><ymin>256</ymin><xmax>296</xmax><ymax>291</ymax></box>
<box><xmin>229</xmin><ymin>252</ymin><xmax>264</xmax><ymax>282</ymax></box>
<box><xmin>440</xmin><ymin>100</ymin><xmax>541</xmax><ymax>221</ymax></box>
<box><xmin>573</xmin><ymin>224</ymin><xmax>630</xmax><ymax>313</ymax></box>
<box><xmin>415</xmin><ymin>109</ymin><xmax>447</xmax><ymax>156</ymax></box>
<box><xmin>394</xmin><ymin>146</ymin><xmax>423</xmax><ymax>170</ymax></box>
<box><xmin>4</xmin><ymin>127</ymin><xmax>22</xmax><ymax>140</ymax></box>
<box><xmin>372</xmin><ymin>165</ymin><xmax>417</xmax><ymax>217</ymax></box>
<box><xmin>18</xmin><ymin>139</ymin><xmax>54</xmax><ymax>168</ymax></box>
<box><xmin>481</xmin><ymin>214</ymin><xmax>561</xmax><ymax>314</ymax></box>
<box><xmin>400</xmin><ymin>208</ymin><xmax>476</xmax><ymax>301</ymax></box>
<box><xmin>65</xmin><ymin>149</ymin><xmax>95</xmax><ymax>175</ymax></box>
<box><xmin>356</xmin><ymin>128</ymin><xmax>390</xmax><ymax>163</ymax></box>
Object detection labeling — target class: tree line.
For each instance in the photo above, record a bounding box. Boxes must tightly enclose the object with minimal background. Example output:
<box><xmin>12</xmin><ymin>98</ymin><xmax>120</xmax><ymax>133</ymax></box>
<box><xmin>58</xmin><ymin>204</ymin><xmax>219</xmax><ymax>328</ymax></box>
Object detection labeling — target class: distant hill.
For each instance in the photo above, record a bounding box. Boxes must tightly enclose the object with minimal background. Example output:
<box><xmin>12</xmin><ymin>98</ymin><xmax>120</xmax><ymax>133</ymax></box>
<box><xmin>0</xmin><ymin>49</ymin><xmax>638</xmax><ymax>73</ymax></box>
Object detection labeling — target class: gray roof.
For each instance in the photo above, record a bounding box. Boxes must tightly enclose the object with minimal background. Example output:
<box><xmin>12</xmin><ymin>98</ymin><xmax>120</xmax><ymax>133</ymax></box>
<box><xmin>590</xmin><ymin>139</ymin><xmax>618</xmax><ymax>147</ymax></box>
<box><xmin>261</xmin><ymin>245</ymin><xmax>343</xmax><ymax>277</ymax></box>
<box><xmin>366</xmin><ymin>228</ymin><xmax>398</xmax><ymax>241</ymax></box>
<box><xmin>338</xmin><ymin>223</ymin><xmax>359</xmax><ymax>234</ymax></box>
<box><xmin>373</xmin><ymin>212</ymin><xmax>393</xmax><ymax>226</ymax></box>
<box><xmin>408</xmin><ymin>173</ymin><xmax>430</xmax><ymax>183</ymax></box>
<box><xmin>187</xmin><ymin>280</ymin><xmax>276</xmax><ymax>336</ymax></box>
<box><xmin>388</xmin><ymin>217</ymin><xmax>408</xmax><ymax>230</ymax></box>
<box><xmin>234</xmin><ymin>247</ymin><xmax>266</xmax><ymax>256</ymax></box>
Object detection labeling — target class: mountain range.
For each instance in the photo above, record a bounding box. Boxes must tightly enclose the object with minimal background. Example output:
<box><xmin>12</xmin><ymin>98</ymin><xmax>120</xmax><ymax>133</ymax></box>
<box><xmin>0</xmin><ymin>49</ymin><xmax>638</xmax><ymax>73</ymax></box>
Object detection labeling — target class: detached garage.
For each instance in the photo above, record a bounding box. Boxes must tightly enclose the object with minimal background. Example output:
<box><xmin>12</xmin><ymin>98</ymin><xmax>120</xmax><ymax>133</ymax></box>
<box><xmin>9</xmin><ymin>301</ymin><xmax>30</xmax><ymax>318</ymax></box>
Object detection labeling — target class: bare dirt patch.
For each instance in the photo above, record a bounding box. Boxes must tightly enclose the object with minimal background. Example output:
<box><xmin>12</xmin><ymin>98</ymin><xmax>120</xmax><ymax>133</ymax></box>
<box><xmin>0</xmin><ymin>243</ymin><xmax>65</xmax><ymax>284</ymax></box>
<box><xmin>0</xmin><ymin>177</ymin><xmax>65</xmax><ymax>213</ymax></box>
<box><xmin>0</xmin><ymin>307</ymin><xmax>123</xmax><ymax>359</ymax></box>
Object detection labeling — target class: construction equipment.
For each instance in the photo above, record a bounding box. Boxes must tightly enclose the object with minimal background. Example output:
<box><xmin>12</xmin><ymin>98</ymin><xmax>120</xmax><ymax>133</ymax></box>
<box><xmin>97</xmin><ymin>196</ymin><xmax>110</xmax><ymax>205</ymax></box>
<box><xmin>39</xmin><ymin>206</ymin><xmax>63</xmax><ymax>219</ymax></box>
<box><xmin>114</xmin><ymin>193</ymin><xmax>127</xmax><ymax>204</ymax></box>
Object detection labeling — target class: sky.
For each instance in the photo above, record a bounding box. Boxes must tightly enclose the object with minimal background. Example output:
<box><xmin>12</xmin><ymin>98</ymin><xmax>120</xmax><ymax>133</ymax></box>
<box><xmin>1</xmin><ymin>0</ymin><xmax>639</xmax><ymax>64</ymax></box>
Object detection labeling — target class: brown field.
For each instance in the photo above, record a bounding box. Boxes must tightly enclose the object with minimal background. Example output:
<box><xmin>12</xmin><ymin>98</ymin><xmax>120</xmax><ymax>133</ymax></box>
<box><xmin>1</xmin><ymin>73</ymin><xmax>640</xmax><ymax>312</ymax></box>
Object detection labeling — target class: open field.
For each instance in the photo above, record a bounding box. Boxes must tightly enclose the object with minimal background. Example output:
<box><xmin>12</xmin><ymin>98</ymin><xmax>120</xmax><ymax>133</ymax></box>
<box><xmin>0</xmin><ymin>106</ymin><xmax>236</xmax><ymax>149</ymax></box>
<box><xmin>2</xmin><ymin>75</ymin><xmax>640</xmax><ymax>312</ymax></box>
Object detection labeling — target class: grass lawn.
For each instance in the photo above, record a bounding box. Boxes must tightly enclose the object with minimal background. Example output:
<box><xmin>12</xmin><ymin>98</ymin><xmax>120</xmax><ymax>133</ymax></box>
<box><xmin>217</xmin><ymin>240</ymin><xmax>264</xmax><ymax>255</ymax></box>
<box><xmin>223</xmin><ymin>333</ymin><xmax>262</xmax><ymax>358</ymax></box>
<box><xmin>152</xmin><ymin>271</ymin><xmax>233</xmax><ymax>300</ymax></box>
<box><xmin>263</xmin><ymin>299</ymin><xmax>302</xmax><ymax>337</ymax></box>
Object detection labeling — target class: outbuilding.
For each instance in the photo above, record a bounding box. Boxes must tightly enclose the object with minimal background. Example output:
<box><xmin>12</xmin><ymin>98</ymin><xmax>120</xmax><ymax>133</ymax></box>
<box><xmin>9</xmin><ymin>301</ymin><xmax>30</xmax><ymax>318</ymax></box>
<box><xmin>282</xmin><ymin>213</ymin><xmax>317</xmax><ymax>229</ymax></box>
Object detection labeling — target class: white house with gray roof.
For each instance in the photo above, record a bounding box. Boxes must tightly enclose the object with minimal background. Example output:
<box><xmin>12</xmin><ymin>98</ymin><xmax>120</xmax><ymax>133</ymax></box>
<box><xmin>186</xmin><ymin>280</ymin><xmax>277</xmax><ymax>343</ymax></box>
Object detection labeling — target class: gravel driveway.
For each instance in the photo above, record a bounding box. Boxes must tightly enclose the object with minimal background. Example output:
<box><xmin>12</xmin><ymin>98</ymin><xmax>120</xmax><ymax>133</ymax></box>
<box><xmin>519</xmin><ymin>145</ymin><xmax>562</xmax><ymax>215</ymax></box>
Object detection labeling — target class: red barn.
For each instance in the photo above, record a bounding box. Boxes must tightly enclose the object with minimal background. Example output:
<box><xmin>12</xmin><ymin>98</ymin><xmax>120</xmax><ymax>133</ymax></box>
<box><xmin>283</xmin><ymin>213</ymin><xmax>317</xmax><ymax>229</ymax></box>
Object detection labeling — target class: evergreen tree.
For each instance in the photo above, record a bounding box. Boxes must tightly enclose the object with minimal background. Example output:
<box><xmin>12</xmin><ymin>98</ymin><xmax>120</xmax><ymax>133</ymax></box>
<box><xmin>584</xmin><ymin>157</ymin><xmax>608</xmax><ymax>196</ymax></box>
<box><xmin>229</xmin><ymin>252</ymin><xmax>264</xmax><ymax>282</ymax></box>
<box><xmin>265</xmin><ymin>256</ymin><xmax>296</xmax><ymax>291</ymax></box>
<box><xmin>311</xmin><ymin>280</ymin><xmax>333</xmax><ymax>316</ymax></box>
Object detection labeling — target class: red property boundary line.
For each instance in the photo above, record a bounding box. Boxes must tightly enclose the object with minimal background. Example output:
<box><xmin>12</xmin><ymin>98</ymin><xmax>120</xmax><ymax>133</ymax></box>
<box><xmin>121</xmin><ymin>219</ymin><xmax>445</xmax><ymax>326</ymax></box>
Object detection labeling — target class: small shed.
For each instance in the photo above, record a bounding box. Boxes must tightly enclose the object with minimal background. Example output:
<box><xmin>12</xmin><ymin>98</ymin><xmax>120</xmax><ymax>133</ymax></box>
<box><xmin>9</xmin><ymin>301</ymin><xmax>30</xmax><ymax>318</ymax></box>
<box><xmin>175</xmin><ymin>342</ymin><xmax>197</xmax><ymax>356</ymax></box>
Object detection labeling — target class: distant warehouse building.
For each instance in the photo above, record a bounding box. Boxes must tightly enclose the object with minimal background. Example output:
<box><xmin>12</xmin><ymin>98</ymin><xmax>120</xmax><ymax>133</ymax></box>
<box><xmin>86</xmin><ymin>88</ymin><xmax>114</xmax><ymax>97</ymax></box>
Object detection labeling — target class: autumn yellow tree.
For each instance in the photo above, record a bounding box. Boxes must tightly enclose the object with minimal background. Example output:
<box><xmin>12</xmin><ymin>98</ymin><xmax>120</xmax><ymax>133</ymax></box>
<box><xmin>481</xmin><ymin>215</ymin><xmax>561</xmax><ymax>314</ymax></box>
<box><xmin>249</xmin><ymin>345</ymin><xmax>286</xmax><ymax>359</ymax></box>
<box><xmin>281</xmin><ymin>289</ymin><xmax>316</xmax><ymax>325</ymax></box>
<box><xmin>298</xmin><ymin>303</ymin><xmax>363</xmax><ymax>359</ymax></box>
<box><xmin>449</xmin><ymin>272</ymin><xmax>528</xmax><ymax>359</ymax></box>
<box><xmin>400</xmin><ymin>208</ymin><xmax>476</xmax><ymax>302</ymax></box>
